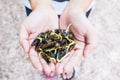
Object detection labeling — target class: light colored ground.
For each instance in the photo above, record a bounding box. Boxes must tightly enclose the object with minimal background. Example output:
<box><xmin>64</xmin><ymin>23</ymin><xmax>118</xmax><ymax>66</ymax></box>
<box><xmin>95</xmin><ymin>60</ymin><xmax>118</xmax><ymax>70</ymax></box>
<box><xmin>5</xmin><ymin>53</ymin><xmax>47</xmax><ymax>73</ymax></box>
<box><xmin>0</xmin><ymin>0</ymin><xmax>120</xmax><ymax>80</ymax></box>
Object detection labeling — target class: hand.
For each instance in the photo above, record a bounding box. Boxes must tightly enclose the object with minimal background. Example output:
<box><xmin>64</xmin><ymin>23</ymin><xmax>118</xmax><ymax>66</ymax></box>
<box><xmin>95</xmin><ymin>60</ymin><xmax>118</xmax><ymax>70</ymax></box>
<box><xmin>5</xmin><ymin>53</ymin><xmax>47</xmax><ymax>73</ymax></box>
<box><xmin>19</xmin><ymin>3</ymin><xmax>58</xmax><ymax>76</ymax></box>
<box><xmin>56</xmin><ymin>2</ymin><xmax>97</xmax><ymax>79</ymax></box>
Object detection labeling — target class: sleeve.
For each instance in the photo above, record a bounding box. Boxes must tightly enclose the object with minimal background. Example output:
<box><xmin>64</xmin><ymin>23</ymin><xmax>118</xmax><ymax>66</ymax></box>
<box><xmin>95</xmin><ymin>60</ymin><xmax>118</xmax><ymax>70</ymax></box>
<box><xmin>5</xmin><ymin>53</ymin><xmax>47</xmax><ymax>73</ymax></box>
<box><xmin>22</xmin><ymin>0</ymin><xmax>32</xmax><ymax>9</ymax></box>
<box><xmin>87</xmin><ymin>0</ymin><xmax>95</xmax><ymax>11</ymax></box>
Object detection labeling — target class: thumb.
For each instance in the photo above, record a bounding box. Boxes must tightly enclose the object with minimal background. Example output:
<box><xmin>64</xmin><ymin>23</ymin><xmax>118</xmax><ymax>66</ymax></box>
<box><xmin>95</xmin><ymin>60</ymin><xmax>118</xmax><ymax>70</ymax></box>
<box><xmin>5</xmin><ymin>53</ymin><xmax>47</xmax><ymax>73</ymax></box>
<box><xmin>49</xmin><ymin>62</ymin><xmax>56</xmax><ymax>77</ymax></box>
<box><xmin>83</xmin><ymin>27</ymin><xmax>97</xmax><ymax>58</ymax></box>
<box><xmin>19</xmin><ymin>26</ymin><xmax>30</xmax><ymax>54</ymax></box>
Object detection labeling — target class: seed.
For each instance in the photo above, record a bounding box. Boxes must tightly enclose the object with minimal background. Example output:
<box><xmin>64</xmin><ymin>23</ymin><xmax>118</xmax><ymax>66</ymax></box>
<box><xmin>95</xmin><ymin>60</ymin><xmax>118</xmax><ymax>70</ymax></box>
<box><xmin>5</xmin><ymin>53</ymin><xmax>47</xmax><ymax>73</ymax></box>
<box><xmin>31</xmin><ymin>29</ymin><xmax>75</xmax><ymax>63</ymax></box>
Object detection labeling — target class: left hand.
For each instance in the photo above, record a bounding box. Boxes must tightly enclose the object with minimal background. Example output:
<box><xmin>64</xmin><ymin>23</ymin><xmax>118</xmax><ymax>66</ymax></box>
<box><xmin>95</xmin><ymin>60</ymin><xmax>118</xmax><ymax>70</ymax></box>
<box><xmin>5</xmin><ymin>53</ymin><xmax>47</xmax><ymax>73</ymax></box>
<box><xmin>56</xmin><ymin>2</ymin><xmax>97</xmax><ymax>79</ymax></box>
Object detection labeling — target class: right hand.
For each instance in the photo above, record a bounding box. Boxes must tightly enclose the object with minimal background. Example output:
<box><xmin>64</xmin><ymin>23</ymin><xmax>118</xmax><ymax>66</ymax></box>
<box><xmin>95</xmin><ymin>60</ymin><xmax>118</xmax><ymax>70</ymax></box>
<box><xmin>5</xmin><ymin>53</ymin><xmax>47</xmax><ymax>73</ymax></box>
<box><xmin>56</xmin><ymin>1</ymin><xmax>97</xmax><ymax>79</ymax></box>
<box><xmin>19</xmin><ymin>3</ymin><xmax>58</xmax><ymax>77</ymax></box>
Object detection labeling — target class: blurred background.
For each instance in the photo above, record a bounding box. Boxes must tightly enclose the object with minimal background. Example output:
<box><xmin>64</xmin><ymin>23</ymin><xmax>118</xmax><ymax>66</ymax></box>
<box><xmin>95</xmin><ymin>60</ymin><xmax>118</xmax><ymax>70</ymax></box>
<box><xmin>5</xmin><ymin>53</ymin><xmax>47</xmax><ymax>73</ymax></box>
<box><xmin>0</xmin><ymin>0</ymin><xmax>120</xmax><ymax>80</ymax></box>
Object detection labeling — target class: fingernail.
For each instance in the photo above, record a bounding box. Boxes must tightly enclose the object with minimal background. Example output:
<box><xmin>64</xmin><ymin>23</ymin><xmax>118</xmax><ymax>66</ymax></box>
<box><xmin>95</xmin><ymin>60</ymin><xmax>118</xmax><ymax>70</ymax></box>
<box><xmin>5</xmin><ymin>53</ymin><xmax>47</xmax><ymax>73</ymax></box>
<box><xmin>50</xmin><ymin>72</ymin><xmax>55</xmax><ymax>76</ymax></box>
<box><xmin>43</xmin><ymin>71</ymin><xmax>56</xmax><ymax>78</ymax></box>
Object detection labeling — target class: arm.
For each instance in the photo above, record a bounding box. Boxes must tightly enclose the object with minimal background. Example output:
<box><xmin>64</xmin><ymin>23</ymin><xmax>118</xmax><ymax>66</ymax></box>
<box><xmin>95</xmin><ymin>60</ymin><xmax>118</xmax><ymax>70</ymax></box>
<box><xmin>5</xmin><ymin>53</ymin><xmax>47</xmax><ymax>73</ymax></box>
<box><xmin>56</xmin><ymin>0</ymin><xmax>97</xmax><ymax>79</ymax></box>
<box><xmin>20</xmin><ymin>0</ymin><xmax>58</xmax><ymax>77</ymax></box>
<box><xmin>29</xmin><ymin>0</ymin><xmax>52</xmax><ymax>10</ymax></box>
<box><xmin>69</xmin><ymin>0</ymin><xmax>94</xmax><ymax>13</ymax></box>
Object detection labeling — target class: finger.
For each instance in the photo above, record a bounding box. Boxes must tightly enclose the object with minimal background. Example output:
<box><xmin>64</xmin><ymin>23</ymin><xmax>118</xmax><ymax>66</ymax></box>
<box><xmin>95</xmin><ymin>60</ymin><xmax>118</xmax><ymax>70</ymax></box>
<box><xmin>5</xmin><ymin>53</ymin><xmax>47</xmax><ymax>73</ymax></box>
<box><xmin>49</xmin><ymin>62</ymin><xmax>55</xmax><ymax>72</ymax></box>
<box><xmin>56</xmin><ymin>61</ymin><xmax>66</xmax><ymax>74</ymax></box>
<box><xmin>68</xmin><ymin>44</ymin><xmax>84</xmax><ymax>66</ymax></box>
<box><xmin>19</xmin><ymin>26</ymin><xmax>29</xmax><ymax>53</ymax></box>
<box><xmin>39</xmin><ymin>55</ymin><xmax>51</xmax><ymax>75</ymax></box>
<box><xmin>63</xmin><ymin>65</ymin><xmax>73</xmax><ymax>80</ymax></box>
<box><xmin>28</xmin><ymin>48</ymin><xmax>43</xmax><ymax>72</ymax></box>
<box><xmin>66</xmin><ymin>72</ymin><xmax>73</xmax><ymax>79</ymax></box>
<box><xmin>29</xmin><ymin>35</ymin><xmax>36</xmax><ymax>47</ymax></box>
<box><xmin>29</xmin><ymin>32</ymin><xmax>39</xmax><ymax>40</ymax></box>
<box><xmin>56</xmin><ymin>51</ymin><xmax>74</xmax><ymax>79</ymax></box>
<box><xmin>56</xmin><ymin>51</ymin><xmax>73</xmax><ymax>74</ymax></box>
<box><xmin>84</xmin><ymin>27</ymin><xmax>97</xmax><ymax>58</ymax></box>
<box><xmin>63</xmin><ymin>57</ymin><xmax>74</xmax><ymax>79</ymax></box>
<box><xmin>63</xmin><ymin>43</ymin><xmax>84</xmax><ymax>76</ymax></box>
<box><xmin>64</xmin><ymin>68</ymin><xmax>74</xmax><ymax>80</ymax></box>
<box><xmin>49</xmin><ymin>62</ymin><xmax>56</xmax><ymax>76</ymax></box>
<box><xmin>62</xmin><ymin>73</ymin><xmax>67</xmax><ymax>80</ymax></box>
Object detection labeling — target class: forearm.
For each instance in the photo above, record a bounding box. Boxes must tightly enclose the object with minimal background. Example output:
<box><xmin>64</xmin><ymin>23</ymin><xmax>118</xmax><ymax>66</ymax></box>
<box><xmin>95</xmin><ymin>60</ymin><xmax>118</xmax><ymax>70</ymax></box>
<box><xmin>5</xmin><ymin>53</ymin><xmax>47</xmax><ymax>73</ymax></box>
<box><xmin>29</xmin><ymin>0</ymin><xmax>53</xmax><ymax>10</ymax></box>
<box><xmin>69</xmin><ymin>0</ymin><xmax>94</xmax><ymax>13</ymax></box>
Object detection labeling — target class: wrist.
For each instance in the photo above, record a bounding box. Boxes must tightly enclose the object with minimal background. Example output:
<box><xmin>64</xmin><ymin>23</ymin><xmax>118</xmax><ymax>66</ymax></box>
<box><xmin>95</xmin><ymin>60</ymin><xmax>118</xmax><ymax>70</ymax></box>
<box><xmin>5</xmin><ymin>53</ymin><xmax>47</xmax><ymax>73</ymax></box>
<box><xmin>30</xmin><ymin>0</ymin><xmax>53</xmax><ymax>10</ymax></box>
<box><xmin>69</xmin><ymin>0</ymin><xmax>93</xmax><ymax>13</ymax></box>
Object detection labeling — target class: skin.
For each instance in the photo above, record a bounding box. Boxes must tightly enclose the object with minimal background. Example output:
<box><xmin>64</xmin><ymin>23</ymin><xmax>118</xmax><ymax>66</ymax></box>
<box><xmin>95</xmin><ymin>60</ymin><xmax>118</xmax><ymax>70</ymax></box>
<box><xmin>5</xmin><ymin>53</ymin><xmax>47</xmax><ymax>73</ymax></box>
<box><xmin>19</xmin><ymin>0</ymin><xmax>97</xmax><ymax>79</ymax></box>
<box><xmin>19</xmin><ymin>0</ymin><xmax>57</xmax><ymax>77</ymax></box>
<box><xmin>56</xmin><ymin>0</ymin><xmax>97</xmax><ymax>79</ymax></box>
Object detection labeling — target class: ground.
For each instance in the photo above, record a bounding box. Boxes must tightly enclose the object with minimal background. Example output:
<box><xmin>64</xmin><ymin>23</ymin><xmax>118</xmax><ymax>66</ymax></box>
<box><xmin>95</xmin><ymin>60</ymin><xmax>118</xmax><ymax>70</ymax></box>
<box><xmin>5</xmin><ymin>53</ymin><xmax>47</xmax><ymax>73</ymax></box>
<box><xmin>0</xmin><ymin>0</ymin><xmax>120</xmax><ymax>80</ymax></box>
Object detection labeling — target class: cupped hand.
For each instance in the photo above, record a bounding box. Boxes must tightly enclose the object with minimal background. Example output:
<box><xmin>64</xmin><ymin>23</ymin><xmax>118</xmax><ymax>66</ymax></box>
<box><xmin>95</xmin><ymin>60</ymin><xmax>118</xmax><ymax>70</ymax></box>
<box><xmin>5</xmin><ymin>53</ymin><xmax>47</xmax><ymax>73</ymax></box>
<box><xmin>56</xmin><ymin>5</ymin><xmax>97</xmax><ymax>79</ymax></box>
<box><xmin>19</xmin><ymin>5</ymin><xmax>58</xmax><ymax>77</ymax></box>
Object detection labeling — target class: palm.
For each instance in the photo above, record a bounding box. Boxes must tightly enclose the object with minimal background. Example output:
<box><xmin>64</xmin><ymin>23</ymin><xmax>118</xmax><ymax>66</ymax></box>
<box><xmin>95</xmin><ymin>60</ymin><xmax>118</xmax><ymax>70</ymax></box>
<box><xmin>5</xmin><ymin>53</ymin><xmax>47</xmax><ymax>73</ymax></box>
<box><xmin>60</xmin><ymin>9</ymin><xmax>89</xmax><ymax>53</ymax></box>
<box><xmin>23</xmin><ymin>8</ymin><xmax>58</xmax><ymax>40</ymax></box>
<box><xmin>56</xmin><ymin>8</ymin><xmax>96</xmax><ymax>79</ymax></box>
<box><xmin>20</xmin><ymin>7</ymin><xmax>58</xmax><ymax>76</ymax></box>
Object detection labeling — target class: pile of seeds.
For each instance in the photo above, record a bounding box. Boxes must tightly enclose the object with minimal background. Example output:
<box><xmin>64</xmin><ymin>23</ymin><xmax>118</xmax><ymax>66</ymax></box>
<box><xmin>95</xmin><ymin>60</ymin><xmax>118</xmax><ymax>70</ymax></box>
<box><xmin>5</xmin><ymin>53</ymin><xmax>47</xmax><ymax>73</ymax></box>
<box><xmin>31</xmin><ymin>25</ymin><xmax>75</xmax><ymax>63</ymax></box>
